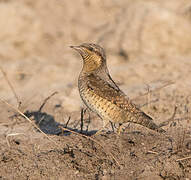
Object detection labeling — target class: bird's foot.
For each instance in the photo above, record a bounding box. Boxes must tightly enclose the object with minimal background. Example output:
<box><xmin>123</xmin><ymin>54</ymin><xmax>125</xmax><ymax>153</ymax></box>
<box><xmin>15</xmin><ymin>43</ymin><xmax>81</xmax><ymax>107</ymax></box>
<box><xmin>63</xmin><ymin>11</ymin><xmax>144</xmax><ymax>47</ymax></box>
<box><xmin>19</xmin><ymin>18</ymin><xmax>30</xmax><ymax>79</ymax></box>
<box><xmin>94</xmin><ymin>128</ymin><xmax>105</xmax><ymax>136</ymax></box>
<box><xmin>116</xmin><ymin>123</ymin><xmax>123</xmax><ymax>135</ymax></box>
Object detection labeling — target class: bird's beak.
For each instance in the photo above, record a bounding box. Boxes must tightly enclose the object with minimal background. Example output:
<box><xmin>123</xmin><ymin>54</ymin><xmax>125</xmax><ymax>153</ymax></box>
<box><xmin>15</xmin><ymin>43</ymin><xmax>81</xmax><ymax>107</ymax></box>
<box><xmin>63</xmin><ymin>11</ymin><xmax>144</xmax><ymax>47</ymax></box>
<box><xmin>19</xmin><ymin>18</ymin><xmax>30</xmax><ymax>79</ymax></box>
<box><xmin>70</xmin><ymin>45</ymin><xmax>84</xmax><ymax>54</ymax></box>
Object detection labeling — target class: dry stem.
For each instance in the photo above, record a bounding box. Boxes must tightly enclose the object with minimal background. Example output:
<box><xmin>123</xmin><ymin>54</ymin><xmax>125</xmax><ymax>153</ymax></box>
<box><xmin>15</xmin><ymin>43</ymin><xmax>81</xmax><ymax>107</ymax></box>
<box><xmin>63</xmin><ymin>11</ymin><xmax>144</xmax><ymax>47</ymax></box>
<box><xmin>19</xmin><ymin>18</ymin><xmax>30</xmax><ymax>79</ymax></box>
<box><xmin>0</xmin><ymin>67</ymin><xmax>21</xmax><ymax>108</ymax></box>
<box><xmin>0</xmin><ymin>98</ymin><xmax>60</xmax><ymax>147</ymax></box>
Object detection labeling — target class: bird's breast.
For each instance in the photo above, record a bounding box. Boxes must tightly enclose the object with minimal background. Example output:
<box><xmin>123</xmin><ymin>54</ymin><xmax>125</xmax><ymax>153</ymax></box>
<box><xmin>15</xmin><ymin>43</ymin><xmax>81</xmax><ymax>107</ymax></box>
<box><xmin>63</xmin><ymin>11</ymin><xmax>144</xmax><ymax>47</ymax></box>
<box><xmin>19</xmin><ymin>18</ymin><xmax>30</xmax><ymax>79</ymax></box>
<box><xmin>78</xmin><ymin>83</ymin><xmax>125</xmax><ymax>122</ymax></box>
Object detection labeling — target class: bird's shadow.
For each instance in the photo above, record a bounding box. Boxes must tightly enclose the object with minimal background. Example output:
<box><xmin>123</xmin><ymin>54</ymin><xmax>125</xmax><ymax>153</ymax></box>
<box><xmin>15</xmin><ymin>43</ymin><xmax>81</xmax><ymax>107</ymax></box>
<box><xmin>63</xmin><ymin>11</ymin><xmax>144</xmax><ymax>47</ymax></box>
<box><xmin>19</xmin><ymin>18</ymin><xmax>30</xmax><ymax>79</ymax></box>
<box><xmin>23</xmin><ymin>110</ymin><xmax>145</xmax><ymax>137</ymax></box>
<box><xmin>24</xmin><ymin>110</ymin><xmax>98</xmax><ymax>136</ymax></box>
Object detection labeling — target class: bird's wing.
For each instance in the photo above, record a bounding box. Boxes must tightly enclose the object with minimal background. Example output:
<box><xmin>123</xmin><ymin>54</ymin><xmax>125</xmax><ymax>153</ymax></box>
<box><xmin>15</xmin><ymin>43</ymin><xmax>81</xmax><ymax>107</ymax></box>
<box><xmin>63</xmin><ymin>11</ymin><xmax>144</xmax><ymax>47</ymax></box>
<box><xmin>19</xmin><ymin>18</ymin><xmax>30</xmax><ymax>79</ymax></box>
<box><xmin>87</xmin><ymin>73</ymin><xmax>160</xmax><ymax>131</ymax></box>
<box><xmin>87</xmin><ymin>73</ymin><xmax>139</xmax><ymax>112</ymax></box>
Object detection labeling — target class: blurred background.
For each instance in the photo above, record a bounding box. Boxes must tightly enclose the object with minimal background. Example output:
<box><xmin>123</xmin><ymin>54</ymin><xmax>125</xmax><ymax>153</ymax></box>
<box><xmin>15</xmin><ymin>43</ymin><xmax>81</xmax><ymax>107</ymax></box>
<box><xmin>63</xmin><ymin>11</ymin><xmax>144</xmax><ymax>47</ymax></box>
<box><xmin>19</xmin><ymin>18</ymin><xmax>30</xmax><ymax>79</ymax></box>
<box><xmin>0</xmin><ymin>0</ymin><xmax>191</xmax><ymax>125</ymax></box>
<box><xmin>1</xmin><ymin>1</ymin><xmax>191</xmax><ymax>178</ymax></box>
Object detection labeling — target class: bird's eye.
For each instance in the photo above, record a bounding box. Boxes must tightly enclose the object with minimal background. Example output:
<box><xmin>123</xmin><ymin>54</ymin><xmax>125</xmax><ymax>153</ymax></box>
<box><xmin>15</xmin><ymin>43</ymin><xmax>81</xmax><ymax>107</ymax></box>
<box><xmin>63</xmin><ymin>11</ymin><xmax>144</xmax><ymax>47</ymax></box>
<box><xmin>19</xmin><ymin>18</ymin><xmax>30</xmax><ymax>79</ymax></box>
<box><xmin>87</xmin><ymin>47</ymin><xmax>94</xmax><ymax>51</ymax></box>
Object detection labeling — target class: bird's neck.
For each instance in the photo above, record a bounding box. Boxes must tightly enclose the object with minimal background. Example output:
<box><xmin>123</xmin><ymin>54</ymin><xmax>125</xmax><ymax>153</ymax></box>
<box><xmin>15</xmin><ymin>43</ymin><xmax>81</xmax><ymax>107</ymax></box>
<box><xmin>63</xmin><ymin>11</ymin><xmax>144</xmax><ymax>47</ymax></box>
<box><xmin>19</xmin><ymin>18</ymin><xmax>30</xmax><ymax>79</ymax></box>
<box><xmin>80</xmin><ymin>54</ymin><xmax>105</xmax><ymax>73</ymax></box>
<box><xmin>81</xmin><ymin>62</ymin><xmax>107</xmax><ymax>77</ymax></box>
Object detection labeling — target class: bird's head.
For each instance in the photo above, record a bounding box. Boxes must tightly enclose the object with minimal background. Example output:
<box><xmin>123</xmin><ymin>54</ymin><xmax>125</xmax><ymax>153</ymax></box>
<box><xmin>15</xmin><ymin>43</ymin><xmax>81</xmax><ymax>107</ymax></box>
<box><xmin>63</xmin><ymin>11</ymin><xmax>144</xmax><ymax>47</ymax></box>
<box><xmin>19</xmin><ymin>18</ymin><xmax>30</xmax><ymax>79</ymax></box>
<box><xmin>70</xmin><ymin>43</ymin><xmax>106</xmax><ymax>73</ymax></box>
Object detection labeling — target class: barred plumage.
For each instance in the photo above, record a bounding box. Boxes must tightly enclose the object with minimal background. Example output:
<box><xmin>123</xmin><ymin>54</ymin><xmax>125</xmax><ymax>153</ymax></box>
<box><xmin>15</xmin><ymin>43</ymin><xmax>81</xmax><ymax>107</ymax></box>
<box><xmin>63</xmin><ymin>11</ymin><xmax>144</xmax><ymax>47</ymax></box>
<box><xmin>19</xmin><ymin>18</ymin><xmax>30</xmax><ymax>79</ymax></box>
<box><xmin>71</xmin><ymin>43</ymin><xmax>165</xmax><ymax>134</ymax></box>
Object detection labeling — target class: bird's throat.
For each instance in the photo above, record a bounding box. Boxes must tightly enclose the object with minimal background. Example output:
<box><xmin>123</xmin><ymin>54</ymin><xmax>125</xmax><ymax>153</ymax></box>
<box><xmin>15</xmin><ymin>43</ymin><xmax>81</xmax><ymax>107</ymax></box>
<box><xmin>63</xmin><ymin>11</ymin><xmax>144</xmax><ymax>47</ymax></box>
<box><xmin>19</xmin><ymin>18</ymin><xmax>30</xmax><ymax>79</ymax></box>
<box><xmin>82</xmin><ymin>55</ymin><xmax>102</xmax><ymax>73</ymax></box>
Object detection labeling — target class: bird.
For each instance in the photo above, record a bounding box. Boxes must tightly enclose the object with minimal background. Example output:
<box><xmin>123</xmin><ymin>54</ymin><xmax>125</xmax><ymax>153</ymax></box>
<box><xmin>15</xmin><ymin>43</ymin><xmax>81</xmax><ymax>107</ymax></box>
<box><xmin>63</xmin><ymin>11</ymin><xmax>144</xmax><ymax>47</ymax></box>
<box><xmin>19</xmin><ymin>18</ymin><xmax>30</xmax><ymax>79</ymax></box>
<box><xmin>70</xmin><ymin>43</ymin><xmax>165</xmax><ymax>134</ymax></box>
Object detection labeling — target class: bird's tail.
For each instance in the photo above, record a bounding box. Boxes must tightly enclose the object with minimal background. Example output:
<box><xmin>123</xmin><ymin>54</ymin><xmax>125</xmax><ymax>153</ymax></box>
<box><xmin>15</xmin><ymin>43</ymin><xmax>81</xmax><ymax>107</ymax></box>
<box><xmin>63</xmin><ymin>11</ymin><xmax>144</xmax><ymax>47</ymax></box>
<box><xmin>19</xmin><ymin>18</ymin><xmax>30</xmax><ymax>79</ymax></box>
<box><xmin>132</xmin><ymin>112</ymin><xmax>165</xmax><ymax>133</ymax></box>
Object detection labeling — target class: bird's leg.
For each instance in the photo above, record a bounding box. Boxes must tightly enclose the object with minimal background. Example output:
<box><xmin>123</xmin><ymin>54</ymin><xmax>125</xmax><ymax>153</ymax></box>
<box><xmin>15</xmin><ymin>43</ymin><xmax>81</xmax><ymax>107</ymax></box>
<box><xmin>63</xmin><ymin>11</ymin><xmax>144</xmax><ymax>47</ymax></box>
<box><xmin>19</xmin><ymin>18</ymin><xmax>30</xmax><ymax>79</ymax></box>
<box><xmin>94</xmin><ymin>120</ymin><xmax>109</xmax><ymax>136</ymax></box>
<box><xmin>110</xmin><ymin>121</ymin><xmax>115</xmax><ymax>133</ymax></box>
<box><xmin>117</xmin><ymin>123</ymin><xmax>123</xmax><ymax>135</ymax></box>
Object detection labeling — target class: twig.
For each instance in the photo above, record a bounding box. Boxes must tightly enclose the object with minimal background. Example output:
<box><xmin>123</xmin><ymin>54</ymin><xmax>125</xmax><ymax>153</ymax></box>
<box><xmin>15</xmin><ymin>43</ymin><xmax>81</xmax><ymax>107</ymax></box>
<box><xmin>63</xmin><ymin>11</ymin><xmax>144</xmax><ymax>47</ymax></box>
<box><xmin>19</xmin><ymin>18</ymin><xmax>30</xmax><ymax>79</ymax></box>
<box><xmin>6</xmin><ymin>133</ymin><xmax>24</xmax><ymax>147</ymax></box>
<box><xmin>145</xmin><ymin>84</ymin><xmax>151</xmax><ymax>110</ymax></box>
<box><xmin>158</xmin><ymin>106</ymin><xmax>177</xmax><ymax>128</ymax></box>
<box><xmin>0</xmin><ymin>98</ymin><xmax>60</xmax><ymax>146</ymax></box>
<box><xmin>176</xmin><ymin>156</ymin><xmax>191</xmax><ymax>162</ymax></box>
<box><xmin>184</xmin><ymin>95</ymin><xmax>190</xmax><ymax>114</ymax></box>
<box><xmin>140</xmin><ymin>98</ymin><xmax>159</xmax><ymax>108</ymax></box>
<box><xmin>147</xmin><ymin>150</ymin><xmax>159</xmax><ymax>155</ymax></box>
<box><xmin>0</xmin><ymin>67</ymin><xmax>21</xmax><ymax>108</ymax></box>
<box><xmin>65</xmin><ymin>116</ymin><xmax>71</xmax><ymax>128</ymax></box>
<box><xmin>59</xmin><ymin>126</ymin><xmax>120</xmax><ymax>167</ymax></box>
<box><xmin>170</xmin><ymin>106</ymin><xmax>178</xmax><ymax>120</ymax></box>
<box><xmin>179</xmin><ymin>129</ymin><xmax>186</xmax><ymax>151</ymax></box>
<box><xmin>86</xmin><ymin>110</ymin><xmax>91</xmax><ymax>132</ymax></box>
<box><xmin>38</xmin><ymin>91</ymin><xmax>58</xmax><ymax>112</ymax></box>
<box><xmin>133</xmin><ymin>81</ymin><xmax>174</xmax><ymax>100</ymax></box>
<box><xmin>80</xmin><ymin>108</ymin><xmax>84</xmax><ymax>133</ymax></box>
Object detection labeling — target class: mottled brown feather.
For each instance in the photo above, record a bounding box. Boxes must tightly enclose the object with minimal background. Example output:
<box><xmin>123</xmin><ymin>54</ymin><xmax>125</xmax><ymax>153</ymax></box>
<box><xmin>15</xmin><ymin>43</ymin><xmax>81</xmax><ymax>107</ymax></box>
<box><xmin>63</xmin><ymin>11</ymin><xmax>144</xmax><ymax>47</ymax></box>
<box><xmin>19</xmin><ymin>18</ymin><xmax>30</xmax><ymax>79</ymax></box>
<box><xmin>71</xmin><ymin>43</ymin><xmax>165</xmax><ymax>133</ymax></box>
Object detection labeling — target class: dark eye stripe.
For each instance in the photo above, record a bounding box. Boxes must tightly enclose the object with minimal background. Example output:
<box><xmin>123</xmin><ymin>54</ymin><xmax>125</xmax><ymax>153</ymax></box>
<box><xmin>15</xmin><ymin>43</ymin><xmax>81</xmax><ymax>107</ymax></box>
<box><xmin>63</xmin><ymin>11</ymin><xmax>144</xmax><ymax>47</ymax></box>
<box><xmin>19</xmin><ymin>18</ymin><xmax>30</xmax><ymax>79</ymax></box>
<box><xmin>87</xmin><ymin>46</ymin><xmax>93</xmax><ymax>51</ymax></box>
<box><xmin>82</xmin><ymin>44</ymin><xmax>103</xmax><ymax>57</ymax></box>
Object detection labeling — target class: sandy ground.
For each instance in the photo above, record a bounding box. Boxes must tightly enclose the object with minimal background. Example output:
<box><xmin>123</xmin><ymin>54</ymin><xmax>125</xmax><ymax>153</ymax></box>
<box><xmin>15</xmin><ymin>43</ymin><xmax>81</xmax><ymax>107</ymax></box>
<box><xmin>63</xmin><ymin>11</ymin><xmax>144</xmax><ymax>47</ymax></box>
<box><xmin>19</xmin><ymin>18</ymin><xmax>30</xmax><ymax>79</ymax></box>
<box><xmin>0</xmin><ymin>0</ymin><xmax>191</xmax><ymax>179</ymax></box>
